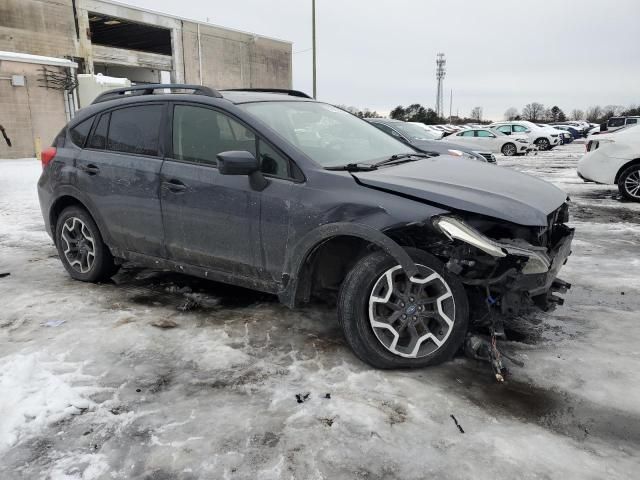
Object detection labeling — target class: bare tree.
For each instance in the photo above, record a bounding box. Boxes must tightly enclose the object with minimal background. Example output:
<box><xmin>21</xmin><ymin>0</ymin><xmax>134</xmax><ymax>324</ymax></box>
<box><xmin>586</xmin><ymin>106</ymin><xmax>603</xmax><ymax>123</ymax></box>
<box><xmin>570</xmin><ymin>109</ymin><xmax>585</xmax><ymax>120</ymax></box>
<box><xmin>522</xmin><ymin>102</ymin><xmax>545</xmax><ymax>122</ymax></box>
<box><xmin>504</xmin><ymin>107</ymin><xmax>519</xmax><ymax>121</ymax></box>
<box><xmin>470</xmin><ymin>107</ymin><xmax>483</xmax><ymax>122</ymax></box>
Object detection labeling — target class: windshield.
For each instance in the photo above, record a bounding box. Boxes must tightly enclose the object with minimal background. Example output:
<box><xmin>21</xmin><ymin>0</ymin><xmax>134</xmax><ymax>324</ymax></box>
<box><xmin>238</xmin><ymin>101</ymin><xmax>415</xmax><ymax>167</ymax></box>
<box><xmin>391</xmin><ymin>122</ymin><xmax>440</xmax><ymax>140</ymax></box>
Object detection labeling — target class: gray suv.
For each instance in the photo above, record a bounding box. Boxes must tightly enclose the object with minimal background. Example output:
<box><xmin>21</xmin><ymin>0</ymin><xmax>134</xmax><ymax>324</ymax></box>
<box><xmin>38</xmin><ymin>84</ymin><xmax>573</xmax><ymax>370</ymax></box>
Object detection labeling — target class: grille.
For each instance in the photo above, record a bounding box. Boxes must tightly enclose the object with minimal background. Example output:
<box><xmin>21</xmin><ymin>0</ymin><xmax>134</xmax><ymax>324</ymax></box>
<box><xmin>479</xmin><ymin>152</ymin><xmax>496</xmax><ymax>163</ymax></box>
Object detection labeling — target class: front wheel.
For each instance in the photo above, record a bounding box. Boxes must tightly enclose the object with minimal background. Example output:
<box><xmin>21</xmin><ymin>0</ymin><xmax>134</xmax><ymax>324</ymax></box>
<box><xmin>535</xmin><ymin>138</ymin><xmax>550</xmax><ymax>151</ymax></box>
<box><xmin>337</xmin><ymin>248</ymin><xmax>469</xmax><ymax>369</ymax></box>
<box><xmin>618</xmin><ymin>164</ymin><xmax>640</xmax><ymax>202</ymax></box>
<box><xmin>501</xmin><ymin>143</ymin><xmax>517</xmax><ymax>156</ymax></box>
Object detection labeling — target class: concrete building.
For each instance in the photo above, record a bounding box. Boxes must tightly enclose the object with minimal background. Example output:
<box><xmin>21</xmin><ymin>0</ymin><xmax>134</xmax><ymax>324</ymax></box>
<box><xmin>0</xmin><ymin>0</ymin><xmax>293</xmax><ymax>158</ymax></box>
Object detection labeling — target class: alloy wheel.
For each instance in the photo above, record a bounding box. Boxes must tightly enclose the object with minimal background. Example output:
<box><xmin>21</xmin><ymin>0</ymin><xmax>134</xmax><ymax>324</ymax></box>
<box><xmin>536</xmin><ymin>138</ymin><xmax>550</xmax><ymax>150</ymax></box>
<box><xmin>624</xmin><ymin>169</ymin><xmax>640</xmax><ymax>199</ymax></box>
<box><xmin>368</xmin><ymin>264</ymin><xmax>455</xmax><ymax>358</ymax></box>
<box><xmin>502</xmin><ymin>143</ymin><xmax>516</xmax><ymax>156</ymax></box>
<box><xmin>60</xmin><ymin>217</ymin><xmax>96</xmax><ymax>273</ymax></box>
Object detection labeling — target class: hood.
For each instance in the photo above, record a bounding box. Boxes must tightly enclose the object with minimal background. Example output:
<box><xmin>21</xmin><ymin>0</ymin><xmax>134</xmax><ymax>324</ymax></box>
<box><xmin>352</xmin><ymin>156</ymin><xmax>567</xmax><ymax>226</ymax></box>
<box><xmin>411</xmin><ymin>139</ymin><xmax>486</xmax><ymax>156</ymax></box>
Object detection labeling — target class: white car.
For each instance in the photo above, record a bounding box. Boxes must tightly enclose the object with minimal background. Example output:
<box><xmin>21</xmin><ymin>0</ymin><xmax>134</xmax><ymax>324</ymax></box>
<box><xmin>451</xmin><ymin>128</ymin><xmax>531</xmax><ymax>156</ymax></box>
<box><xmin>577</xmin><ymin>125</ymin><xmax>640</xmax><ymax>201</ymax></box>
<box><xmin>489</xmin><ymin>121</ymin><xmax>561</xmax><ymax>151</ymax></box>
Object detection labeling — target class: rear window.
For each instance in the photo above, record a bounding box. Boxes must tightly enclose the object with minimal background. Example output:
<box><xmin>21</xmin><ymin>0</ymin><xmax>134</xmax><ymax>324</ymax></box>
<box><xmin>107</xmin><ymin>105</ymin><xmax>163</xmax><ymax>156</ymax></box>
<box><xmin>70</xmin><ymin>117</ymin><xmax>93</xmax><ymax>147</ymax></box>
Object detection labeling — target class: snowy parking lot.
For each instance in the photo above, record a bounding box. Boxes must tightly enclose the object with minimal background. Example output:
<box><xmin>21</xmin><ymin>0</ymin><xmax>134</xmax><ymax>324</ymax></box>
<box><xmin>1</xmin><ymin>143</ymin><xmax>639</xmax><ymax>479</ymax></box>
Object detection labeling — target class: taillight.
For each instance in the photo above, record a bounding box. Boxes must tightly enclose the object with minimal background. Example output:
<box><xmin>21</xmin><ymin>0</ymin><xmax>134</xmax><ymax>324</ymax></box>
<box><xmin>41</xmin><ymin>147</ymin><xmax>57</xmax><ymax>169</ymax></box>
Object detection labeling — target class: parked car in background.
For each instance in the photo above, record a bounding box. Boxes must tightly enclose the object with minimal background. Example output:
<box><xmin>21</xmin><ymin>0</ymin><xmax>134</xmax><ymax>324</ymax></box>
<box><xmin>541</xmin><ymin>126</ymin><xmax>573</xmax><ymax>144</ymax></box>
<box><xmin>409</xmin><ymin>122</ymin><xmax>444</xmax><ymax>139</ymax></box>
<box><xmin>38</xmin><ymin>84</ymin><xmax>573</xmax><ymax>369</ymax></box>
<box><xmin>578</xmin><ymin>125</ymin><xmax>640</xmax><ymax>201</ymax></box>
<box><xmin>489</xmin><ymin>121</ymin><xmax>560</xmax><ymax>150</ymax></box>
<box><xmin>367</xmin><ymin>119</ymin><xmax>496</xmax><ymax>163</ymax></box>
<box><xmin>552</xmin><ymin>124</ymin><xmax>581</xmax><ymax>140</ymax></box>
<box><xmin>605</xmin><ymin>116</ymin><xmax>640</xmax><ymax>133</ymax></box>
<box><xmin>451</xmin><ymin>127</ymin><xmax>531</xmax><ymax>156</ymax></box>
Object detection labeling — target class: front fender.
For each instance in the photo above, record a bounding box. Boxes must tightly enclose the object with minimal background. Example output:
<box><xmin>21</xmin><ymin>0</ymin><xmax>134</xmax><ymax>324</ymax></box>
<box><xmin>278</xmin><ymin>222</ymin><xmax>419</xmax><ymax>308</ymax></box>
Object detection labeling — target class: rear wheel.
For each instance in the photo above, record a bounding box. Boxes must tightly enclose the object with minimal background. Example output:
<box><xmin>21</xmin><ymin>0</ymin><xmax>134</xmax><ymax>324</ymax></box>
<box><xmin>337</xmin><ymin>248</ymin><xmax>469</xmax><ymax>368</ymax></box>
<box><xmin>618</xmin><ymin>164</ymin><xmax>640</xmax><ymax>202</ymax></box>
<box><xmin>535</xmin><ymin>137</ymin><xmax>550</xmax><ymax>151</ymax></box>
<box><xmin>55</xmin><ymin>206</ymin><xmax>118</xmax><ymax>282</ymax></box>
<box><xmin>501</xmin><ymin>143</ymin><xmax>517</xmax><ymax>156</ymax></box>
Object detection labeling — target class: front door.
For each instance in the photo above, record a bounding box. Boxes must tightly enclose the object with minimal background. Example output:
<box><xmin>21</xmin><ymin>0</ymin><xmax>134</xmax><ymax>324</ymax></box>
<box><xmin>160</xmin><ymin>103</ymin><xmax>260</xmax><ymax>277</ymax></box>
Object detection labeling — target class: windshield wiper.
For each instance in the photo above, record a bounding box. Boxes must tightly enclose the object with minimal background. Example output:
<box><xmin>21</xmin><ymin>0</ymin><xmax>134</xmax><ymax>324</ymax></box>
<box><xmin>373</xmin><ymin>152</ymin><xmax>429</xmax><ymax>167</ymax></box>
<box><xmin>325</xmin><ymin>163</ymin><xmax>378</xmax><ymax>171</ymax></box>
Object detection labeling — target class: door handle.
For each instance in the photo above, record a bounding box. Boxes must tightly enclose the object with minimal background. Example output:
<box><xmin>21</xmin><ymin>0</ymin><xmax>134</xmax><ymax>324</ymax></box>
<box><xmin>162</xmin><ymin>179</ymin><xmax>187</xmax><ymax>193</ymax></box>
<box><xmin>80</xmin><ymin>164</ymin><xmax>100</xmax><ymax>175</ymax></box>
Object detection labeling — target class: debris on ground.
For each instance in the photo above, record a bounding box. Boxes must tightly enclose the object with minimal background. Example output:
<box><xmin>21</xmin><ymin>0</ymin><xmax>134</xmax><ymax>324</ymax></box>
<box><xmin>150</xmin><ymin>318</ymin><xmax>178</xmax><ymax>329</ymax></box>
<box><xmin>450</xmin><ymin>415</ymin><xmax>465</xmax><ymax>434</ymax></box>
<box><xmin>325</xmin><ymin>393</ymin><xmax>331</xmax><ymax>399</ymax></box>
<box><xmin>296</xmin><ymin>393</ymin><xmax>310</xmax><ymax>404</ymax></box>
<box><xmin>0</xmin><ymin>272</ymin><xmax>10</xmax><ymax>278</ymax></box>
<box><xmin>319</xmin><ymin>417</ymin><xmax>335</xmax><ymax>427</ymax></box>
<box><xmin>42</xmin><ymin>320</ymin><xmax>66</xmax><ymax>327</ymax></box>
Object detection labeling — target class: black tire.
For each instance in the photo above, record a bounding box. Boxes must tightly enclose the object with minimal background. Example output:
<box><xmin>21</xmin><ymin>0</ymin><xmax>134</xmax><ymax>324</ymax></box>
<box><xmin>617</xmin><ymin>164</ymin><xmax>640</xmax><ymax>202</ymax></box>
<box><xmin>55</xmin><ymin>206</ymin><xmax>118</xmax><ymax>282</ymax></box>
<box><xmin>501</xmin><ymin>143</ymin><xmax>517</xmax><ymax>156</ymax></box>
<box><xmin>337</xmin><ymin>248</ymin><xmax>469</xmax><ymax>369</ymax></box>
<box><xmin>535</xmin><ymin>137</ymin><xmax>550</xmax><ymax>151</ymax></box>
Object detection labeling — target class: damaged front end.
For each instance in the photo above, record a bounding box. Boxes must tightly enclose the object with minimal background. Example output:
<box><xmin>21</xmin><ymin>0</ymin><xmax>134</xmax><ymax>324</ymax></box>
<box><xmin>431</xmin><ymin>203</ymin><xmax>574</xmax><ymax>379</ymax></box>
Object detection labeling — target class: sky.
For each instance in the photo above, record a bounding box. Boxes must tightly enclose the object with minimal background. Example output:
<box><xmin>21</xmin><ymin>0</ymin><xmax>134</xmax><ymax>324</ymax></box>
<box><xmin>122</xmin><ymin>0</ymin><xmax>639</xmax><ymax>121</ymax></box>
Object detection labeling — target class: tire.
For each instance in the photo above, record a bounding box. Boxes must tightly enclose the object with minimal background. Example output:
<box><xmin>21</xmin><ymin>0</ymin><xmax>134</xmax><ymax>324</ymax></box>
<box><xmin>501</xmin><ymin>143</ymin><xmax>517</xmax><ymax>156</ymax></box>
<box><xmin>54</xmin><ymin>206</ymin><xmax>118</xmax><ymax>282</ymax></box>
<box><xmin>337</xmin><ymin>248</ymin><xmax>469</xmax><ymax>369</ymax></box>
<box><xmin>617</xmin><ymin>164</ymin><xmax>640</xmax><ymax>202</ymax></box>
<box><xmin>535</xmin><ymin>137</ymin><xmax>550</xmax><ymax>151</ymax></box>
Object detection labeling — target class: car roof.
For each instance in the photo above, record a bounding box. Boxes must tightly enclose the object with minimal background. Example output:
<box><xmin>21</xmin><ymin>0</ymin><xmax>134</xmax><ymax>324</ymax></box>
<box><xmin>219</xmin><ymin>90</ymin><xmax>316</xmax><ymax>104</ymax></box>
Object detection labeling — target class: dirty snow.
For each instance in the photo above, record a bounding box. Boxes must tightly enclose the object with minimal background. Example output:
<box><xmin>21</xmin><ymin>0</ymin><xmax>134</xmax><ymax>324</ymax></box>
<box><xmin>1</xmin><ymin>144</ymin><xmax>639</xmax><ymax>479</ymax></box>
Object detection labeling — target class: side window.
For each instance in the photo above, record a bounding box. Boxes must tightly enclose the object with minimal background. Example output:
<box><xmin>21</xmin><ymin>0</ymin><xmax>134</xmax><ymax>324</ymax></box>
<box><xmin>88</xmin><ymin>113</ymin><xmax>110</xmax><ymax>150</ymax></box>
<box><xmin>460</xmin><ymin>130</ymin><xmax>475</xmax><ymax>137</ymax></box>
<box><xmin>172</xmin><ymin>105</ymin><xmax>256</xmax><ymax>166</ymax></box>
<box><xmin>373</xmin><ymin>123</ymin><xmax>402</xmax><ymax>139</ymax></box>
<box><xmin>513</xmin><ymin>125</ymin><xmax>528</xmax><ymax>132</ymax></box>
<box><xmin>70</xmin><ymin>117</ymin><xmax>94</xmax><ymax>147</ymax></box>
<box><xmin>497</xmin><ymin>125</ymin><xmax>512</xmax><ymax>134</ymax></box>
<box><xmin>477</xmin><ymin>130</ymin><xmax>495</xmax><ymax>137</ymax></box>
<box><xmin>259</xmin><ymin>140</ymin><xmax>289</xmax><ymax>178</ymax></box>
<box><xmin>627</xmin><ymin>118</ymin><xmax>637</xmax><ymax>125</ymax></box>
<box><xmin>107</xmin><ymin>105</ymin><xmax>163</xmax><ymax>156</ymax></box>
<box><xmin>608</xmin><ymin>117</ymin><xmax>625</xmax><ymax>128</ymax></box>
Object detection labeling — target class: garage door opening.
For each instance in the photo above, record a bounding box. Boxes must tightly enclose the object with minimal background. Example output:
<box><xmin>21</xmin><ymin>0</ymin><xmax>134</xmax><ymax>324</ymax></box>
<box><xmin>88</xmin><ymin>12</ymin><xmax>172</xmax><ymax>55</ymax></box>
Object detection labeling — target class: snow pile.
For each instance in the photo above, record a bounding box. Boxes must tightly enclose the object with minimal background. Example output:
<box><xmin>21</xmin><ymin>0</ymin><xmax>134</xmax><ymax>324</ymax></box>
<box><xmin>0</xmin><ymin>353</ymin><xmax>94</xmax><ymax>452</ymax></box>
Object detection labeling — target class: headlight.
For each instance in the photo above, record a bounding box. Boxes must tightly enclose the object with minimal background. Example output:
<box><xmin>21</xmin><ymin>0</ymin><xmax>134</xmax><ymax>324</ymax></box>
<box><xmin>447</xmin><ymin>149</ymin><xmax>475</xmax><ymax>160</ymax></box>
<box><xmin>432</xmin><ymin>217</ymin><xmax>507</xmax><ymax>257</ymax></box>
<box><xmin>432</xmin><ymin>216</ymin><xmax>552</xmax><ymax>273</ymax></box>
<box><xmin>516</xmin><ymin>139</ymin><xmax>528</xmax><ymax>143</ymax></box>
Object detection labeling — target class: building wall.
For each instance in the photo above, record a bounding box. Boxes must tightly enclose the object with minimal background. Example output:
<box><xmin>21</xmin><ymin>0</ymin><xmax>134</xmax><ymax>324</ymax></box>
<box><xmin>0</xmin><ymin>0</ymin><xmax>78</xmax><ymax>59</ymax></box>
<box><xmin>0</xmin><ymin>61</ymin><xmax>68</xmax><ymax>159</ymax></box>
<box><xmin>182</xmin><ymin>21</ymin><xmax>292</xmax><ymax>89</ymax></box>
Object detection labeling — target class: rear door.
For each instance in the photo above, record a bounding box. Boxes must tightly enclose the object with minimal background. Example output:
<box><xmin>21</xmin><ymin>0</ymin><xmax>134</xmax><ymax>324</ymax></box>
<box><xmin>476</xmin><ymin>129</ymin><xmax>498</xmax><ymax>150</ymax></box>
<box><xmin>76</xmin><ymin>103</ymin><xmax>166</xmax><ymax>257</ymax></box>
<box><xmin>160</xmin><ymin>103</ymin><xmax>261</xmax><ymax>277</ymax></box>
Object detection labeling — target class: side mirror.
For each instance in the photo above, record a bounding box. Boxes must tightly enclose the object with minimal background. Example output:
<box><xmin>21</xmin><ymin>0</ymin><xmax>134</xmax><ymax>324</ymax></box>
<box><xmin>217</xmin><ymin>150</ymin><xmax>269</xmax><ymax>191</ymax></box>
<box><xmin>217</xmin><ymin>150</ymin><xmax>259</xmax><ymax>175</ymax></box>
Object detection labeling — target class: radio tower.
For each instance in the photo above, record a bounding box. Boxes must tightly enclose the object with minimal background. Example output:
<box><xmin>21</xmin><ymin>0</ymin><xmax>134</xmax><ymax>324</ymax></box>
<box><xmin>435</xmin><ymin>53</ymin><xmax>446</xmax><ymax>118</ymax></box>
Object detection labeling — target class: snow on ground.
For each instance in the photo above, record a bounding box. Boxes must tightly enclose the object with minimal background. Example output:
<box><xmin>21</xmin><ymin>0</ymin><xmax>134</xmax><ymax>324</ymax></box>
<box><xmin>1</xmin><ymin>144</ymin><xmax>639</xmax><ymax>479</ymax></box>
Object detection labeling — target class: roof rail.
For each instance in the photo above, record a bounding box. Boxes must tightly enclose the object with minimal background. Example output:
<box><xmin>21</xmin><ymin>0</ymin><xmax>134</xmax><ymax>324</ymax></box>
<box><xmin>223</xmin><ymin>88</ymin><xmax>312</xmax><ymax>99</ymax></box>
<box><xmin>92</xmin><ymin>84</ymin><xmax>222</xmax><ymax>104</ymax></box>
